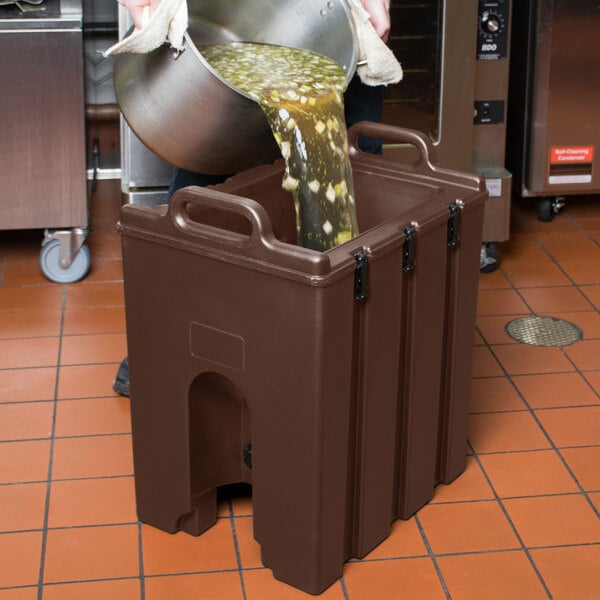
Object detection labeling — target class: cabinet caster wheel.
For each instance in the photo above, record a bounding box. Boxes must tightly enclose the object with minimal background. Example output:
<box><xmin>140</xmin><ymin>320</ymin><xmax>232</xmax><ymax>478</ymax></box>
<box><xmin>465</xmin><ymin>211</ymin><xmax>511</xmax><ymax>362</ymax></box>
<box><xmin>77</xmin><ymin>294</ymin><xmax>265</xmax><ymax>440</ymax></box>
<box><xmin>536</xmin><ymin>196</ymin><xmax>565</xmax><ymax>222</ymax></box>
<box><xmin>40</xmin><ymin>240</ymin><xmax>91</xmax><ymax>283</ymax></box>
<box><xmin>480</xmin><ymin>242</ymin><xmax>500</xmax><ymax>273</ymax></box>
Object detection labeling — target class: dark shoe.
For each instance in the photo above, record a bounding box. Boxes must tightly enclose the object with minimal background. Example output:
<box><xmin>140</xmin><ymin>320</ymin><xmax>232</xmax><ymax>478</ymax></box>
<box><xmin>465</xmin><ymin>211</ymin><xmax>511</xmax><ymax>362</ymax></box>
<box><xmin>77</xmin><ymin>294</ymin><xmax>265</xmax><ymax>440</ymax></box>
<box><xmin>480</xmin><ymin>242</ymin><xmax>500</xmax><ymax>273</ymax></box>
<box><xmin>113</xmin><ymin>357</ymin><xmax>130</xmax><ymax>397</ymax></box>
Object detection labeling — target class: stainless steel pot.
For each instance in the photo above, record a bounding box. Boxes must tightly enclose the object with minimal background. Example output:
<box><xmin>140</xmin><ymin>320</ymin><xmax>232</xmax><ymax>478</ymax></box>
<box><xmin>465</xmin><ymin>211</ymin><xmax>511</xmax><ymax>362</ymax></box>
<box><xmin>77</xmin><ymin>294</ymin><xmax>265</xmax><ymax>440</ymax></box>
<box><xmin>113</xmin><ymin>0</ymin><xmax>358</xmax><ymax>175</ymax></box>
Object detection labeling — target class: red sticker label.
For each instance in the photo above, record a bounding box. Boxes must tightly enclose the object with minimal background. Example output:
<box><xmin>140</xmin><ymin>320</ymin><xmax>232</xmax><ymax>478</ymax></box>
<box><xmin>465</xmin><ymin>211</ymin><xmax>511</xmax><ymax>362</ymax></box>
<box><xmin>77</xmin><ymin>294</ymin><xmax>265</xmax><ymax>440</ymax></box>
<box><xmin>550</xmin><ymin>146</ymin><xmax>594</xmax><ymax>164</ymax></box>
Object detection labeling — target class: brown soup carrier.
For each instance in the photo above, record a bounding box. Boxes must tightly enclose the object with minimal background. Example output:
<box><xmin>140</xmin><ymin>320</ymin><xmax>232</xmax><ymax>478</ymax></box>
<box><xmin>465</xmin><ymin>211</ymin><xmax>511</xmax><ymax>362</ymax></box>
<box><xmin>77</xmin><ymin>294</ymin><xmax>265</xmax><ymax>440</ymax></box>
<box><xmin>117</xmin><ymin>124</ymin><xmax>487</xmax><ymax>595</ymax></box>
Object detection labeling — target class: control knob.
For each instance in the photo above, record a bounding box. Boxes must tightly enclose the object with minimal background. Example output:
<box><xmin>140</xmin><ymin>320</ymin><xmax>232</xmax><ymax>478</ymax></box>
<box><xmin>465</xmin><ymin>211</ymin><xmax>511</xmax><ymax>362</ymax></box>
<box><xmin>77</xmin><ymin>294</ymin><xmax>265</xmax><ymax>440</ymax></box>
<box><xmin>481</xmin><ymin>11</ymin><xmax>501</xmax><ymax>34</ymax></box>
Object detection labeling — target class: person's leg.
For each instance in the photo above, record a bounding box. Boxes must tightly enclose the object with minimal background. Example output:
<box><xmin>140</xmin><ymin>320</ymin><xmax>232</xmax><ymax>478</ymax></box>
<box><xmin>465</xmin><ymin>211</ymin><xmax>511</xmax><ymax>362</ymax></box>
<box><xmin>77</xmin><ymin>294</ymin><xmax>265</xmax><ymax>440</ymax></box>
<box><xmin>343</xmin><ymin>74</ymin><xmax>384</xmax><ymax>155</ymax></box>
<box><xmin>113</xmin><ymin>357</ymin><xmax>130</xmax><ymax>397</ymax></box>
<box><xmin>167</xmin><ymin>168</ymin><xmax>231</xmax><ymax>198</ymax></box>
<box><xmin>113</xmin><ymin>168</ymin><xmax>231</xmax><ymax>397</ymax></box>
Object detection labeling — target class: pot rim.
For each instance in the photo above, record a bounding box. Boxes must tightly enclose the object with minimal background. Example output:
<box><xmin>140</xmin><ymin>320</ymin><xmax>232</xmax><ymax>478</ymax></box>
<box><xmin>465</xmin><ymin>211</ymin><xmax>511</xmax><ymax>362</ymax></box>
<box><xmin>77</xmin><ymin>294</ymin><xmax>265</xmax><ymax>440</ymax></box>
<box><xmin>186</xmin><ymin>36</ymin><xmax>358</xmax><ymax>102</ymax></box>
<box><xmin>183</xmin><ymin>0</ymin><xmax>359</xmax><ymax>95</ymax></box>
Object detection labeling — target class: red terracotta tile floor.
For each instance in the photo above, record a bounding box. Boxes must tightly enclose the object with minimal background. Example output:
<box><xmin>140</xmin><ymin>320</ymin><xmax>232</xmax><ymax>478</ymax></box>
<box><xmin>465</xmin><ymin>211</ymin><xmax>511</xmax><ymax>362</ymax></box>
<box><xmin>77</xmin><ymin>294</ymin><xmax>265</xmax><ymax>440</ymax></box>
<box><xmin>0</xmin><ymin>181</ymin><xmax>598</xmax><ymax>599</ymax></box>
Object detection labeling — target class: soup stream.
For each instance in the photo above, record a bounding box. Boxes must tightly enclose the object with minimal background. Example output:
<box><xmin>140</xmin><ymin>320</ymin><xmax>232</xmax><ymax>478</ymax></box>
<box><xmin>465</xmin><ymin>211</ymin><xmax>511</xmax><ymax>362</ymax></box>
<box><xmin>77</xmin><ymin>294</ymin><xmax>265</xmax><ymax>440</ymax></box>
<box><xmin>200</xmin><ymin>43</ymin><xmax>358</xmax><ymax>252</ymax></box>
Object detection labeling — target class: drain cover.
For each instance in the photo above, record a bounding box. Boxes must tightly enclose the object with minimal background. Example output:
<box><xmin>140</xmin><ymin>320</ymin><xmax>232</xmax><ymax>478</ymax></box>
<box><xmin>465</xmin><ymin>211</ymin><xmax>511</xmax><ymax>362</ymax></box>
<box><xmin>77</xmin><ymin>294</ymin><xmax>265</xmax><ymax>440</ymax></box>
<box><xmin>505</xmin><ymin>316</ymin><xmax>582</xmax><ymax>347</ymax></box>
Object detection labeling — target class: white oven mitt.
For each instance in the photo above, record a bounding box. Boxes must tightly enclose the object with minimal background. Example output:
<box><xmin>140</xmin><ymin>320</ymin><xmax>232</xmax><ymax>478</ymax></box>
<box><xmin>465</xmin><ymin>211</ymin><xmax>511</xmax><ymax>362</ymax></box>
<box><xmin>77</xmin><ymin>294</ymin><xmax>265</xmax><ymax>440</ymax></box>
<box><xmin>104</xmin><ymin>0</ymin><xmax>188</xmax><ymax>56</ymax></box>
<box><xmin>348</xmin><ymin>0</ymin><xmax>403</xmax><ymax>86</ymax></box>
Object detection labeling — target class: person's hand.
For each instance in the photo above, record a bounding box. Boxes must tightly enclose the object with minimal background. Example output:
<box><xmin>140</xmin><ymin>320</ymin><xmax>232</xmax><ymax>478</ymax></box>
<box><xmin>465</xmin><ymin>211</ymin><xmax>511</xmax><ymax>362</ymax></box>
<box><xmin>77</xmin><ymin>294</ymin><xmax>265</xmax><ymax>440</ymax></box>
<box><xmin>118</xmin><ymin>0</ymin><xmax>161</xmax><ymax>29</ymax></box>
<box><xmin>360</xmin><ymin>0</ymin><xmax>391</xmax><ymax>42</ymax></box>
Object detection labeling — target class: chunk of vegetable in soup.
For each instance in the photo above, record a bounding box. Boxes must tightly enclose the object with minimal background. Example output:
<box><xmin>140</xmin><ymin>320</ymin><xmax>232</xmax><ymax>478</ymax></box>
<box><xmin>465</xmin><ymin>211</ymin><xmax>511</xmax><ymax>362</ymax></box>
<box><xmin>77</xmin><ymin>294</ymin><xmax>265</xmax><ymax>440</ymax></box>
<box><xmin>200</xmin><ymin>43</ymin><xmax>358</xmax><ymax>251</ymax></box>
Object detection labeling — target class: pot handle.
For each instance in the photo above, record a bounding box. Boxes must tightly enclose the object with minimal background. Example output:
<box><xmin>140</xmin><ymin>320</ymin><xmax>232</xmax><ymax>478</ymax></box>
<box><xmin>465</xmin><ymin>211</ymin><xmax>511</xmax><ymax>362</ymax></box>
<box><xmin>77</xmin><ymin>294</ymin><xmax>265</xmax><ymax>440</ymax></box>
<box><xmin>169</xmin><ymin>186</ymin><xmax>332</xmax><ymax>275</ymax></box>
<box><xmin>347</xmin><ymin>121</ymin><xmax>437</xmax><ymax>170</ymax></box>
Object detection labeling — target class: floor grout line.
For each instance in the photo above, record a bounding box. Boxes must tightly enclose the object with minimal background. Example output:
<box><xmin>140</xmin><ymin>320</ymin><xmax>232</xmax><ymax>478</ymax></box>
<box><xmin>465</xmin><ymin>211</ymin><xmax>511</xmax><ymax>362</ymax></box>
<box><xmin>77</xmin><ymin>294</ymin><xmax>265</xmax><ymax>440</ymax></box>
<box><xmin>2</xmin><ymin>485</ymin><xmax>599</xmax><ymax>537</ymax></box>
<box><xmin>413</xmin><ymin>513</ymin><xmax>453</xmax><ymax>599</ymax></box>
<box><xmin>137</xmin><ymin>521</ymin><xmax>146</xmax><ymax>600</ymax></box>
<box><xmin>36</xmin><ymin>284</ymin><xmax>67</xmax><ymax>600</ymax></box>
<box><xmin>0</xmin><ymin>432</ymin><xmax>133</xmax><ymax>445</ymax></box>
<box><xmin>2</xmin><ymin>540</ymin><xmax>600</xmax><ymax>593</ymax></box>
<box><xmin>227</xmin><ymin>499</ymin><xmax>248</xmax><ymax>600</ymax></box>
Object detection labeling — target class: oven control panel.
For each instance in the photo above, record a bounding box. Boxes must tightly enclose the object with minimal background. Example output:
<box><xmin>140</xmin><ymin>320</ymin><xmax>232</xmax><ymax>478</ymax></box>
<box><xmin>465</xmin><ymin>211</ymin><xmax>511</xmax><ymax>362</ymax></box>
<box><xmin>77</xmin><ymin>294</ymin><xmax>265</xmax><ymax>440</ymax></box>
<box><xmin>477</xmin><ymin>0</ymin><xmax>510</xmax><ymax>60</ymax></box>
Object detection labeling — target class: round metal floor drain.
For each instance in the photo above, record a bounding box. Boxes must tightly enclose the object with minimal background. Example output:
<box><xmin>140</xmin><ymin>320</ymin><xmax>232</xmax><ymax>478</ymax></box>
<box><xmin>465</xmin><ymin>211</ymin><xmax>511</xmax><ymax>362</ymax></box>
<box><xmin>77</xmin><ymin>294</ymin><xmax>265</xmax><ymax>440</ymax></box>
<box><xmin>505</xmin><ymin>316</ymin><xmax>582</xmax><ymax>347</ymax></box>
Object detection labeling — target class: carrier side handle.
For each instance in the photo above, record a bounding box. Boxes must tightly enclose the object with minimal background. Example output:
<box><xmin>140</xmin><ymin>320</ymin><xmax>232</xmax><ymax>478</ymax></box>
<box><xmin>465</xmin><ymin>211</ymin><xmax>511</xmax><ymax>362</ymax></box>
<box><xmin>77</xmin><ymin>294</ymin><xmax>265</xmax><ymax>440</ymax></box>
<box><xmin>169</xmin><ymin>186</ymin><xmax>332</xmax><ymax>275</ymax></box>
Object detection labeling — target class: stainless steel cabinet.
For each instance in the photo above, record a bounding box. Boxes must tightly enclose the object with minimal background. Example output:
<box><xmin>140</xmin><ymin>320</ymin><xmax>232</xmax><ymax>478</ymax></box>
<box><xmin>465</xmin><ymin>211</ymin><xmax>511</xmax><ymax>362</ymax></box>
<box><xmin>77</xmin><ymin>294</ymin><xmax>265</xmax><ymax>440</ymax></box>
<box><xmin>0</xmin><ymin>1</ymin><xmax>90</xmax><ymax>281</ymax></box>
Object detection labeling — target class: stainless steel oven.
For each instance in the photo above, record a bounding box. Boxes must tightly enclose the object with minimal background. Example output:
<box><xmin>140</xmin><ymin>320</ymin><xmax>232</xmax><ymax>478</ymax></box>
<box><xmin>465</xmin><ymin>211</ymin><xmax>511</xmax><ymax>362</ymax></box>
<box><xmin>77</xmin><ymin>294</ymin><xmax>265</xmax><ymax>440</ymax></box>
<box><xmin>506</xmin><ymin>0</ymin><xmax>600</xmax><ymax>221</ymax></box>
<box><xmin>383</xmin><ymin>0</ymin><xmax>513</xmax><ymax>243</ymax></box>
<box><xmin>118</xmin><ymin>1</ymin><xmax>513</xmax><ymax>244</ymax></box>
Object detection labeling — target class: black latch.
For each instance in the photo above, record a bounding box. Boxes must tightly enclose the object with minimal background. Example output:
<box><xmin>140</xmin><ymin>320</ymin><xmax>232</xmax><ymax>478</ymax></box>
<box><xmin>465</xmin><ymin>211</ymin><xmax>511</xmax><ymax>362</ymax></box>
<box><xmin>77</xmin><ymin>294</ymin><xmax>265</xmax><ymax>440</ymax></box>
<box><xmin>243</xmin><ymin>443</ymin><xmax>252</xmax><ymax>469</ymax></box>
<box><xmin>354</xmin><ymin>252</ymin><xmax>369</xmax><ymax>302</ymax></box>
<box><xmin>447</xmin><ymin>203</ymin><xmax>462</xmax><ymax>249</ymax></box>
<box><xmin>402</xmin><ymin>226</ymin><xmax>417</xmax><ymax>272</ymax></box>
